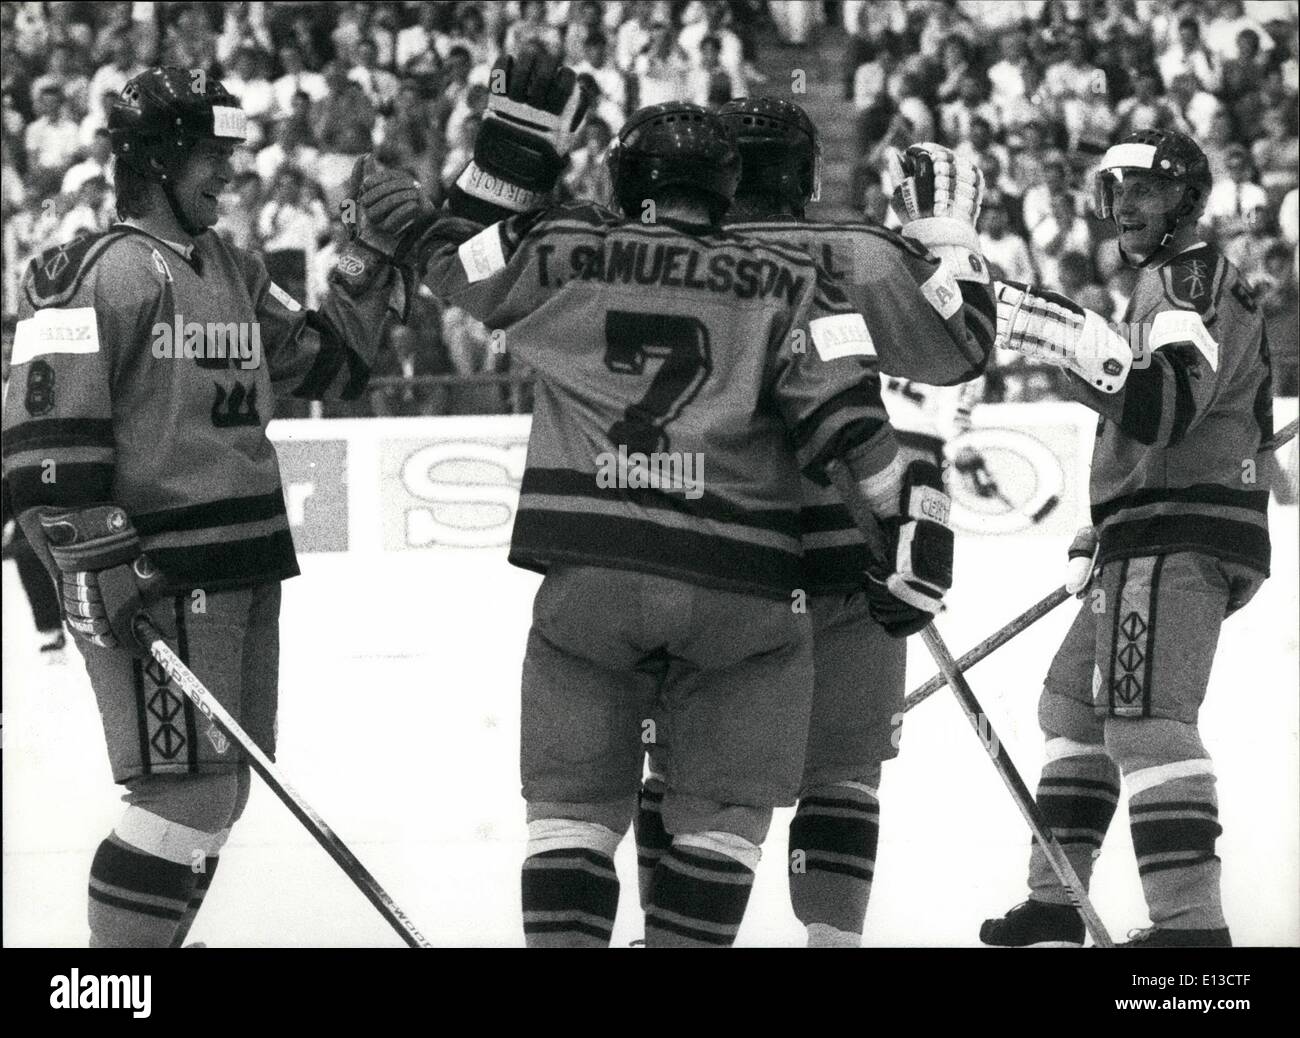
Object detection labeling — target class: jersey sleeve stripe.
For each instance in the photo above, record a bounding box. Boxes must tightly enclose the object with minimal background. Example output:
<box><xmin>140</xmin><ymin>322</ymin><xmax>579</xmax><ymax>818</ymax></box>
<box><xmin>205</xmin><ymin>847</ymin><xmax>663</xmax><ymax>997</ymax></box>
<box><xmin>789</xmin><ymin>385</ymin><xmax>890</xmax><ymax>468</ymax></box>
<box><xmin>132</xmin><ymin>490</ymin><xmax>288</xmax><ymax>536</ymax></box>
<box><xmin>1118</xmin><ymin>362</ymin><xmax>1166</xmax><ymax>445</ymax></box>
<box><xmin>290</xmin><ymin>312</ymin><xmax>350</xmax><ymax>398</ymax></box>
<box><xmin>5</xmin><ymin>462</ymin><xmax>114</xmax><ymax>510</ymax></box>
<box><xmin>1167</xmin><ymin>351</ymin><xmax>1197</xmax><ymax>446</ymax></box>
<box><xmin>2</xmin><ymin>417</ymin><xmax>115</xmax><ymax>456</ymax></box>
<box><xmin>339</xmin><ymin>342</ymin><xmax>371</xmax><ymax>400</ymax></box>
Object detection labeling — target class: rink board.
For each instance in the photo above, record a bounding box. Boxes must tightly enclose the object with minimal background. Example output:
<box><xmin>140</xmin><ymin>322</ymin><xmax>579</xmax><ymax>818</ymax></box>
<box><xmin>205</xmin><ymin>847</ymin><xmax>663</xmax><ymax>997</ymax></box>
<box><xmin>4</xmin><ymin>401</ymin><xmax>1297</xmax><ymax>947</ymax></box>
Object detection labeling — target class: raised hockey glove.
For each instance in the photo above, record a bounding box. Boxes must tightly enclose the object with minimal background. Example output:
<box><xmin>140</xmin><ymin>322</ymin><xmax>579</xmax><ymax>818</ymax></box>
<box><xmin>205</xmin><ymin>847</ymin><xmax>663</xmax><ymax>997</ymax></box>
<box><xmin>1064</xmin><ymin>525</ymin><xmax>1100</xmax><ymax>596</ymax></box>
<box><xmin>358</xmin><ymin>162</ymin><xmax>437</xmax><ymax>239</ymax></box>
<box><xmin>333</xmin><ymin>155</ymin><xmax>430</xmax><ymax>319</ymax></box>
<box><xmin>887</xmin><ymin>142</ymin><xmax>989</xmax><ymax>284</ymax></box>
<box><xmin>20</xmin><ymin>505</ymin><xmax>158</xmax><ymax>655</ymax></box>
<box><xmin>456</xmin><ymin>49</ymin><xmax>590</xmax><ymax>216</ymax></box>
<box><xmin>995</xmin><ymin>280</ymin><xmax>1132</xmax><ymax>394</ymax></box>
<box><xmin>863</xmin><ymin>459</ymin><xmax>954</xmax><ymax>637</ymax></box>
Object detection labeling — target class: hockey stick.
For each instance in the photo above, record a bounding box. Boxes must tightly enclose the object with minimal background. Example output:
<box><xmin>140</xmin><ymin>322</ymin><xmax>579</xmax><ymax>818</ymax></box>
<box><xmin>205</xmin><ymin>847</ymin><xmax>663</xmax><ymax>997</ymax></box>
<box><xmin>904</xmin><ymin>584</ymin><xmax>1071</xmax><ymax>713</ymax></box>
<box><xmin>1270</xmin><ymin>417</ymin><xmax>1298</xmax><ymax>452</ymax></box>
<box><xmin>905</xmin><ymin>418</ymin><xmax>1299</xmax><ymax>710</ymax></box>
<box><xmin>134</xmin><ymin>616</ymin><xmax>432</xmax><ymax>949</ymax></box>
<box><xmin>826</xmin><ymin>461</ymin><xmax>1114</xmax><ymax>948</ymax></box>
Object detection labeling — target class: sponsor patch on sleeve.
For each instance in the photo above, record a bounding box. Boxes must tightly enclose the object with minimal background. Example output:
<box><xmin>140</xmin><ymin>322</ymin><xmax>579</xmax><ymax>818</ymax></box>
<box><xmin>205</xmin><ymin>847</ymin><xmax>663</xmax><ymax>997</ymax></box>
<box><xmin>268</xmin><ymin>281</ymin><xmax>303</xmax><ymax>312</ymax></box>
<box><xmin>920</xmin><ymin>259</ymin><xmax>963</xmax><ymax>319</ymax></box>
<box><xmin>457</xmin><ymin>223</ymin><xmax>508</xmax><ymax>284</ymax></box>
<box><xmin>1150</xmin><ymin>308</ymin><xmax>1218</xmax><ymax>372</ymax></box>
<box><xmin>12</xmin><ymin>306</ymin><xmax>100</xmax><ymax>365</ymax></box>
<box><xmin>810</xmin><ymin>312</ymin><xmax>876</xmax><ymax>361</ymax></box>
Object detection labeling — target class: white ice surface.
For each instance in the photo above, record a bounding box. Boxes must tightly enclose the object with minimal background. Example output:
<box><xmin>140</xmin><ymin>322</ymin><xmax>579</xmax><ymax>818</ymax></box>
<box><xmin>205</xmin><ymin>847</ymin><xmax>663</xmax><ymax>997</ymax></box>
<box><xmin>4</xmin><ymin>508</ymin><xmax>1296</xmax><ymax>947</ymax></box>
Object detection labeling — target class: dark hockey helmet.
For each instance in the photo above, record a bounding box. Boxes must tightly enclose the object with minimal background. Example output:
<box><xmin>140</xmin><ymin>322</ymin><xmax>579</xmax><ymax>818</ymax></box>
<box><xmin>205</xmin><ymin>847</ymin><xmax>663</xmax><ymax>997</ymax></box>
<box><xmin>607</xmin><ymin>102</ymin><xmax>741</xmax><ymax>221</ymax></box>
<box><xmin>1093</xmin><ymin>128</ymin><xmax>1212</xmax><ymax>267</ymax></box>
<box><xmin>108</xmin><ymin>66</ymin><xmax>247</xmax><ymax>182</ymax></box>
<box><xmin>718</xmin><ymin>96</ymin><xmax>821</xmax><ymax>213</ymax></box>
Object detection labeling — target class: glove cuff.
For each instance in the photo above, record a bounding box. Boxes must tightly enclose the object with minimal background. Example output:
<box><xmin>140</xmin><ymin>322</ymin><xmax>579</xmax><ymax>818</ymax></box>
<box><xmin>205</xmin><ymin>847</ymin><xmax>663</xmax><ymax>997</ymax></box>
<box><xmin>903</xmin><ymin>219</ymin><xmax>989</xmax><ymax>284</ymax></box>
<box><xmin>455</xmin><ymin>160</ymin><xmax>549</xmax><ymax>214</ymax></box>
<box><xmin>332</xmin><ymin>237</ymin><xmax>401</xmax><ymax>292</ymax></box>
<box><xmin>36</xmin><ymin>505</ymin><xmax>140</xmax><ymax>572</ymax></box>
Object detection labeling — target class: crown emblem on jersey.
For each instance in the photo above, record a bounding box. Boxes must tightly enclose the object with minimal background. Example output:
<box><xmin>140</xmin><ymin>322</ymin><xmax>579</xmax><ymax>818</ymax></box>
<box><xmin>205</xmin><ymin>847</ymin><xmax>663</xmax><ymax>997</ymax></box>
<box><xmin>211</xmin><ymin>381</ymin><xmax>261</xmax><ymax>428</ymax></box>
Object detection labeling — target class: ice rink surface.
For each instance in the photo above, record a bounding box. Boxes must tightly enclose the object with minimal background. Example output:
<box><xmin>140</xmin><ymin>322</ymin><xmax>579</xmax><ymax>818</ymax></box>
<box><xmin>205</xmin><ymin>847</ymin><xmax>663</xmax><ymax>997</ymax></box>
<box><xmin>5</xmin><ymin>507</ymin><xmax>1297</xmax><ymax>948</ymax></box>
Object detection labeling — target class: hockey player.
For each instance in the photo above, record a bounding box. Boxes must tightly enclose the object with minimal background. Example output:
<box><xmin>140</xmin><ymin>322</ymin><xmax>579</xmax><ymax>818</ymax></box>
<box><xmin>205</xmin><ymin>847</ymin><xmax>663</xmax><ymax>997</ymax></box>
<box><xmin>358</xmin><ymin>52</ymin><xmax>952</xmax><ymax>947</ymax></box>
<box><xmin>634</xmin><ymin>97</ymin><xmax>997</xmax><ymax>947</ymax></box>
<box><xmin>1</xmin><ymin>67</ymin><xmax>405</xmax><ymax>947</ymax></box>
<box><xmin>981</xmin><ymin>129</ymin><xmax>1273</xmax><ymax>947</ymax></box>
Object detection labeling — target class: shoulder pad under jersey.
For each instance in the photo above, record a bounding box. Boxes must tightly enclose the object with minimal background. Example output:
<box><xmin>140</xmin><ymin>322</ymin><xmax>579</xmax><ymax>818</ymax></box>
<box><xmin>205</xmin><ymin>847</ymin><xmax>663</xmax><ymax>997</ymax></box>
<box><xmin>1159</xmin><ymin>245</ymin><xmax>1225</xmax><ymax>319</ymax></box>
<box><xmin>730</xmin><ymin>218</ymin><xmax>932</xmax><ymax>261</ymax></box>
<box><xmin>814</xmin><ymin>220</ymin><xmax>932</xmax><ymax>261</ymax></box>
<box><xmin>22</xmin><ymin>227</ymin><xmax>151</xmax><ymax>309</ymax></box>
<box><xmin>546</xmin><ymin>201</ymin><xmax>621</xmax><ymax>229</ymax></box>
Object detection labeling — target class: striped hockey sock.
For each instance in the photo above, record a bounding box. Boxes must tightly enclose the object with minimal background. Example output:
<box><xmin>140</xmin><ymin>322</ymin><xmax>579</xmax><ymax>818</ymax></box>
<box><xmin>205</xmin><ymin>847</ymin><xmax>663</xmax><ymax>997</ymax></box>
<box><xmin>645</xmin><ymin>833</ymin><xmax>758</xmax><ymax>948</ymax></box>
<box><xmin>634</xmin><ymin>777</ymin><xmax>670</xmax><ymax>910</ymax></box>
<box><xmin>1028</xmin><ymin>738</ymin><xmax>1121</xmax><ymax>905</ymax></box>
<box><xmin>1127</xmin><ymin>760</ymin><xmax>1225</xmax><ymax>930</ymax></box>
<box><xmin>169</xmin><ymin>855</ymin><xmax>220</xmax><ymax>948</ymax></box>
<box><xmin>88</xmin><ymin>835</ymin><xmax>198</xmax><ymax>948</ymax></box>
<box><xmin>521</xmin><ymin>820</ymin><xmax>621</xmax><ymax>947</ymax></box>
<box><xmin>788</xmin><ymin>782</ymin><xmax>880</xmax><ymax>946</ymax></box>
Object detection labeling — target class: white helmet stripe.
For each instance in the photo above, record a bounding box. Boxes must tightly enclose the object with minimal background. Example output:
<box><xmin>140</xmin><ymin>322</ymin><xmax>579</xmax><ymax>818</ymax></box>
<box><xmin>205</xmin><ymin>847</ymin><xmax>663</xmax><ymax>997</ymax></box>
<box><xmin>1100</xmin><ymin>142</ymin><xmax>1157</xmax><ymax>171</ymax></box>
<box><xmin>211</xmin><ymin>106</ymin><xmax>247</xmax><ymax>140</ymax></box>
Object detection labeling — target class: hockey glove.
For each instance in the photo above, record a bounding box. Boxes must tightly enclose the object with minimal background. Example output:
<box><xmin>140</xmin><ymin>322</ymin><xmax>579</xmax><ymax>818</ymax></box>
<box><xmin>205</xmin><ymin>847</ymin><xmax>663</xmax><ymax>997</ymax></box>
<box><xmin>456</xmin><ymin>49</ymin><xmax>590</xmax><ymax>215</ymax></box>
<box><xmin>357</xmin><ymin>162</ymin><xmax>437</xmax><ymax>239</ymax></box>
<box><xmin>1064</xmin><ymin>525</ymin><xmax>1100</xmax><ymax>596</ymax></box>
<box><xmin>887</xmin><ymin>143</ymin><xmax>989</xmax><ymax>284</ymax></box>
<box><xmin>995</xmin><ymin>280</ymin><xmax>1132</xmax><ymax>394</ymax></box>
<box><xmin>333</xmin><ymin>155</ymin><xmax>432</xmax><ymax>319</ymax></box>
<box><xmin>19</xmin><ymin>505</ymin><xmax>158</xmax><ymax>655</ymax></box>
<box><xmin>863</xmin><ymin>459</ymin><xmax>954</xmax><ymax>637</ymax></box>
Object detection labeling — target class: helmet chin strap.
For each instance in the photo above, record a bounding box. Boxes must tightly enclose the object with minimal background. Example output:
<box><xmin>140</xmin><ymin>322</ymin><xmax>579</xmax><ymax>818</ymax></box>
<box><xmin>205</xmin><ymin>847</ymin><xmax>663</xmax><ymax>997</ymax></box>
<box><xmin>1115</xmin><ymin>194</ymin><xmax>1186</xmax><ymax>269</ymax></box>
<box><xmin>162</xmin><ymin>179</ymin><xmax>206</xmax><ymax>237</ymax></box>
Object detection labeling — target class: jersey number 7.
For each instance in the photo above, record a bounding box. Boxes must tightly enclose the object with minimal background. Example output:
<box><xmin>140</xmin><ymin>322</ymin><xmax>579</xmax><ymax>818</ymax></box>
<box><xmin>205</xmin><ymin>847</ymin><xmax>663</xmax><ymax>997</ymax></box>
<box><xmin>604</xmin><ymin>311</ymin><xmax>712</xmax><ymax>454</ymax></box>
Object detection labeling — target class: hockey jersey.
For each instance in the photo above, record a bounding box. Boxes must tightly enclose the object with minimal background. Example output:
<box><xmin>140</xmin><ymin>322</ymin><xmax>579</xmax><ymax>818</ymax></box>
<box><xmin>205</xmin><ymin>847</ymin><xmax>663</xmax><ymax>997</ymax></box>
<box><xmin>2</xmin><ymin>224</ymin><xmax>394</xmax><ymax>592</ymax></box>
<box><xmin>420</xmin><ymin>203</ymin><xmax>898</xmax><ymax>600</ymax></box>
<box><xmin>1071</xmin><ymin>242</ymin><xmax>1273</xmax><ymax>575</ymax></box>
<box><xmin>726</xmin><ymin>218</ymin><xmax>997</xmax><ymax>594</ymax></box>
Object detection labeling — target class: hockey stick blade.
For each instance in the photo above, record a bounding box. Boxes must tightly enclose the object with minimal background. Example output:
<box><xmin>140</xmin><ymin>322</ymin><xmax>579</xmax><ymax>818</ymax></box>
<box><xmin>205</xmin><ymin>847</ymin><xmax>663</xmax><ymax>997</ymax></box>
<box><xmin>826</xmin><ymin>460</ymin><xmax>1114</xmax><ymax>947</ymax></box>
<box><xmin>135</xmin><ymin>616</ymin><xmax>432</xmax><ymax>948</ymax></box>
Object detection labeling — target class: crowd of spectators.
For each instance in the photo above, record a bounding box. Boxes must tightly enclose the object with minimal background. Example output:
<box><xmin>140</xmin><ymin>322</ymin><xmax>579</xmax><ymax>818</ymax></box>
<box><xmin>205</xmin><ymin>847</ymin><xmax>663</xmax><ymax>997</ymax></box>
<box><xmin>1</xmin><ymin>0</ymin><xmax>767</xmax><ymax>417</ymax></box>
<box><xmin>1</xmin><ymin>1</ymin><xmax>1296</xmax><ymax>413</ymax></box>
<box><xmin>842</xmin><ymin>0</ymin><xmax>1298</xmax><ymax>395</ymax></box>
